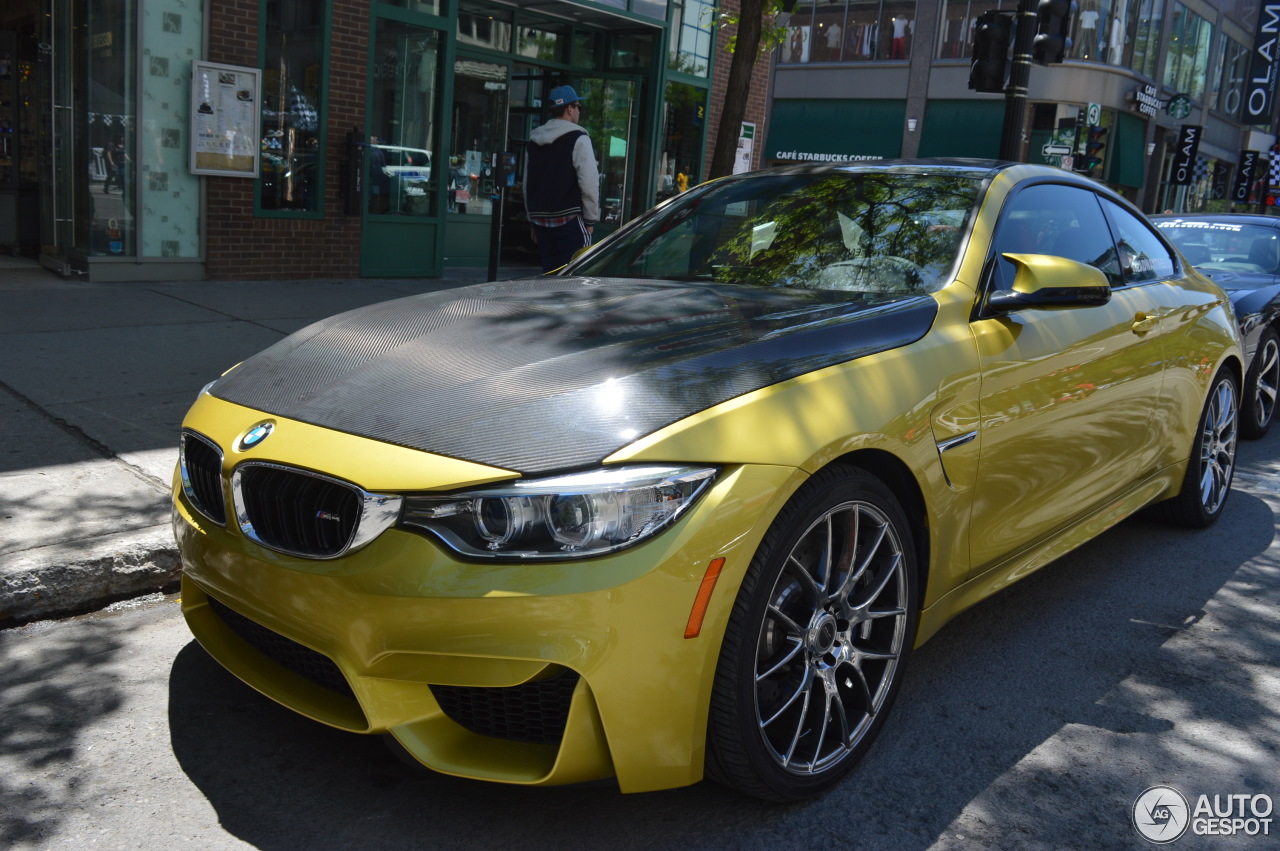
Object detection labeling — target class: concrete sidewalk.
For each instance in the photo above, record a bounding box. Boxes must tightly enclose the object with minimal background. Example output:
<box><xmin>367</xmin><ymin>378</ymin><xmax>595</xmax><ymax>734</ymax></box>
<box><xmin>0</xmin><ymin>255</ymin><xmax>534</xmax><ymax>625</ymax></box>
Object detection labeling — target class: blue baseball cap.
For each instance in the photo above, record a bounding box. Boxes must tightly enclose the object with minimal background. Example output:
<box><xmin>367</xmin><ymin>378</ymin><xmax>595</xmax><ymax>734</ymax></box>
<box><xmin>548</xmin><ymin>85</ymin><xmax>584</xmax><ymax>107</ymax></box>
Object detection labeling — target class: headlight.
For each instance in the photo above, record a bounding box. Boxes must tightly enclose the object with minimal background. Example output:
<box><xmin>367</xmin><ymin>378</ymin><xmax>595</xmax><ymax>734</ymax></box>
<box><xmin>400</xmin><ymin>465</ymin><xmax>718</xmax><ymax>559</ymax></box>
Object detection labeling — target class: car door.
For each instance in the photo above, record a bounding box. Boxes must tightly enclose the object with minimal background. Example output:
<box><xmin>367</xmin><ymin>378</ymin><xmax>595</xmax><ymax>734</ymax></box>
<box><xmin>1101</xmin><ymin>199</ymin><xmax>1228</xmax><ymax>465</ymax></box>
<box><xmin>967</xmin><ymin>182</ymin><xmax>1168</xmax><ymax>575</ymax></box>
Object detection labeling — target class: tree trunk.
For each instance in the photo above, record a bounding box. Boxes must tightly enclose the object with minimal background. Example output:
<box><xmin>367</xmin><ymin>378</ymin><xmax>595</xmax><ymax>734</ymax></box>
<box><xmin>708</xmin><ymin>0</ymin><xmax>767</xmax><ymax>179</ymax></box>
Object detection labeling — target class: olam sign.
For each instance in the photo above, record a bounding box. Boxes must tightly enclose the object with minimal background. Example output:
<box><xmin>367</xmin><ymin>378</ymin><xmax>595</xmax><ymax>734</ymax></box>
<box><xmin>1245</xmin><ymin>4</ymin><xmax>1280</xmax><ymax>125</ymax></box>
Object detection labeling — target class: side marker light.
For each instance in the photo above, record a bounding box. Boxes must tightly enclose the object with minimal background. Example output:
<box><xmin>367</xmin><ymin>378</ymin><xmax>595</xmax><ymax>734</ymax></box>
<box><xmin>684</xmin><ymin>557</ymin><xmax>727</xmax><ymax>639</ymax></box>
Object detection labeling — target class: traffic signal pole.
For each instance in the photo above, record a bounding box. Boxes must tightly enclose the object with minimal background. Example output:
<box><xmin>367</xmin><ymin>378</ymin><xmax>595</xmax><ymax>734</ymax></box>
<box><xmin>999</xmin><ymin>0</ymin><xmax>1037</xmax><ymax>162</ymax></box>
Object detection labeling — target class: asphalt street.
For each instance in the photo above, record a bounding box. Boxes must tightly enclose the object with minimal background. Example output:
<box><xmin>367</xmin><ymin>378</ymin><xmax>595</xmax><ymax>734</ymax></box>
<box><xmin>3</xmin><ymin>423</ymin><xmax>1278</xmax><ymax>850</ymax></box>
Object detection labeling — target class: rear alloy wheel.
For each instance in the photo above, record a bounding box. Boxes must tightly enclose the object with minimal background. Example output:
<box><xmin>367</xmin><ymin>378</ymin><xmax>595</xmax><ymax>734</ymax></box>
<box><xmin>706</xmin><ymin>465</ymin><xmax>917</xmax><ymax>801</ymax></box>
<box><xmin>1242</xmin><ymin>327</ymin><xmax>1279</xmax><ymax>439</ymax></box>
<box><xmin>1156</xmin><ymin>369</ymin><xmax>1238</xmax><ymax>528</ymax></box>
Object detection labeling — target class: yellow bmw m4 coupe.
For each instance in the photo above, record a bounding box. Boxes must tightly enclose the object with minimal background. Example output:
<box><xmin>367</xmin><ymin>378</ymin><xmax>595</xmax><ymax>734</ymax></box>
<box><xmin>173</xmin><ymin>160</ymin><xmax>1242</xmax><ymax>801</ymax></box>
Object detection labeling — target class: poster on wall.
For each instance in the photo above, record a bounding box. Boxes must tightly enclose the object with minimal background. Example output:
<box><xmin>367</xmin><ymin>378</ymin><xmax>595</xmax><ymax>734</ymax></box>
<box><xmin>189</xmin><ymin>60</ymin><xmax>261</xmax><ymax>177</ymax></box>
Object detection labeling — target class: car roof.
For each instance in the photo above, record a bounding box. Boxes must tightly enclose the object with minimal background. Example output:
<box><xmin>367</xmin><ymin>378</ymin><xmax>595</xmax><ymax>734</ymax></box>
<box><xmin>740</xmin><ymin>158</ymin><xmax>1008</xmax><ymax>179</ymax></box>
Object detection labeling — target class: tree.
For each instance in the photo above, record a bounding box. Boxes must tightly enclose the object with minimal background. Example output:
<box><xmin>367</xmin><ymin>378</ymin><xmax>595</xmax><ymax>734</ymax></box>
<box><xmin>709</xmin><ymin>1</ymin><xmax>790</xmax><ymax>179</ymax></box>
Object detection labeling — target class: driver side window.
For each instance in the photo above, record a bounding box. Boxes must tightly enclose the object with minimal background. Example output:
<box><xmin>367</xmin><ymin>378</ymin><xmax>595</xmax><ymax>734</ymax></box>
<box><xmin>991</xmin><ymin>184</ymin><xmax>1122</xmax><ymax>290</ymax></box>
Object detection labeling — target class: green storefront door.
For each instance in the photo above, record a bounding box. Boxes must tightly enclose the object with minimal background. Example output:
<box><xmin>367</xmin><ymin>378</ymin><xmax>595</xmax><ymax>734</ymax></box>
<box><xmin>440</xmin><ymin>56</ymin><xmax>512</xmax><ymax>269</ymax></box>
<box><xmin>360</xmin><ymin>14</ymin><xmax>445</xmax><ymax>278</ymax></box>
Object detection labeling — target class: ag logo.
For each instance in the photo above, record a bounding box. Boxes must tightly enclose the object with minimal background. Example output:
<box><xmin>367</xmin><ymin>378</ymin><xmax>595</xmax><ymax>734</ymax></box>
<box><xmin>239</xmin><ymin>421</ymin><xmax>275</xmax><ymax>451</ymax></box>
<box><xmin>1133</xmin><ymin>785</ymin><xmax>1190</xmax><ymax>844</ymax></box>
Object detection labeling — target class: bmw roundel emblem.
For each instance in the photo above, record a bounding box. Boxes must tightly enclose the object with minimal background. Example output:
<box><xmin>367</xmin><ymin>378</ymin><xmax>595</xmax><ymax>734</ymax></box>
<box><xmin>239</xmin><ymin>422</ymin><xmax>274</xmax><ymax>450</ymax></box>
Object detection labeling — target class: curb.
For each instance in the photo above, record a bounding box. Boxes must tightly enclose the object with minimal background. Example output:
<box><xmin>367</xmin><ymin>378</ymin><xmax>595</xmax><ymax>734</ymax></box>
<box><xmin>1</xmin><ymin>527</ymin><xmax>180</xmax><ymax>627</ymax></box>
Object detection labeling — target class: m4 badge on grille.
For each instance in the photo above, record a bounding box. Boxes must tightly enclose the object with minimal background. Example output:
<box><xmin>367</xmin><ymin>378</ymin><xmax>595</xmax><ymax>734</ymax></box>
<box><xmin>316</xmin><ymin>511</ymin><xmax>342</xmax><ymax>522</ymax></box>
<box><xmin>239</xmin><ymin>421</ymin><xmax>274</xmax><ymax>450</ymax></box>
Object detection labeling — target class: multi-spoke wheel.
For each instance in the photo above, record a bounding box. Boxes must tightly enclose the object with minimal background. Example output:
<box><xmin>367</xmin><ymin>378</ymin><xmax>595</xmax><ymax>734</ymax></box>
<box><xmin>1242</xmin><ymin>327</ymin><xmax>1278</xmax><ymax>440</ymax></box>
<box><xmin>1155</xmin><ymin>369</ymin><xmax>1238</xmax><ymax>528</ymax></box>
<box><xmin>706</xmin><ymin>464</ymin><xmax>917</xmax><ymax>801</ymax></box>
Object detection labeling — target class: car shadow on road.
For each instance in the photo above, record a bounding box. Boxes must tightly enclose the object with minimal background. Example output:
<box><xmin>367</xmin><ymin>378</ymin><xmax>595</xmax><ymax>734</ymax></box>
<box><xmin>166</xmin><ymin>490</ymin><xmax>1278</xmax><ymax>850</ymax></box>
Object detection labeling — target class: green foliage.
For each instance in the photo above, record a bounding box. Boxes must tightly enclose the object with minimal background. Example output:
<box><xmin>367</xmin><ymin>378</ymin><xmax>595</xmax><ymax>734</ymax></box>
<box><xmin>718</xmin><ymin>0</ymin><xmax>792</xmax><ymax>55</ymax></box>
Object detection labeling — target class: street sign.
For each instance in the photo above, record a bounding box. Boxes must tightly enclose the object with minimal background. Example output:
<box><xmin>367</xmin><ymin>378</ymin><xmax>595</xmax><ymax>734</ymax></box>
<box><xmin>1086</xmin><ymin>103</ymin><xmax>1101</xmax><ymax>124</ymax></box>
<box><xmin>1042</xmin><ymin>143</ymin><xmax>1073</xmax><ymax>157</ymax></box>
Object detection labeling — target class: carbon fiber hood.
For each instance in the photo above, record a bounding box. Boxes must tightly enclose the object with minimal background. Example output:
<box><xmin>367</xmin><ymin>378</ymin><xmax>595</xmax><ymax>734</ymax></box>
<box><xmin>209</xmin><ymin>276</ymin><xmax>938</xmax><ymax>475</ymax></box>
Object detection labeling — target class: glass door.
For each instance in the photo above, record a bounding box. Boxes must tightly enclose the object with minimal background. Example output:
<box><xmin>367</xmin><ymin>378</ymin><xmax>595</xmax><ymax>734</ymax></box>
<box><xmin>441</xmin><ymin>55</ymin><xmax>509</xmax><ymax>268</ymax></box>
<box><xmin>577</xmin><ymin>76</ymin><xmax>638</xmax><ymax>241</ymax></box>
<box><xmin>39</xmin><ymin>0</ymin><xmax>85</xmax><ymax>273</ymax></box>
<box><xmin>502</xmin><ymin>72</ymin><xmax>638</xmax><ymax>267</ymax></box>
<box><xmin>360</xmin><ymin>16</ymin><xmax>443</xmax><ymax>277</ymax></box>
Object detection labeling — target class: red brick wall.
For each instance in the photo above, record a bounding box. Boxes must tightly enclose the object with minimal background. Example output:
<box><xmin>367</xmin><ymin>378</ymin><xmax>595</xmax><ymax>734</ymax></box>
<box><xmin>706</xmin><ymin>0</ymin><xmax>772</xmax><ymax>175</ymax></box>
<box><xmin>204</xmin><ymin>0</ymin><xmax>367</xmax><ymax>280</ymax></box>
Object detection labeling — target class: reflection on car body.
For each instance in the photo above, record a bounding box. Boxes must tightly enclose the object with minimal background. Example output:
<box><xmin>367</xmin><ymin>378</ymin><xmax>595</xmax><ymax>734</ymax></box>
<box><xmin>173</xmin><ymin>160</ymin><xmax>1243</xmax><ymax>802</ymax></box>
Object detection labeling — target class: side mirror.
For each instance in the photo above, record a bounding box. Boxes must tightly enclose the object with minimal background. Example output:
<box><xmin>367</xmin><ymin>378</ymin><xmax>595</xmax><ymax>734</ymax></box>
<box><xmin>987</xmin><ymin>253</ymin><xmax>1111</xmax><ymax>311</ymax></box>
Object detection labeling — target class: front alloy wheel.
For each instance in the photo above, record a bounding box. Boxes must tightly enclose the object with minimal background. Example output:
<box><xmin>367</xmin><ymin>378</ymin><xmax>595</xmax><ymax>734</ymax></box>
<box><xmin>707</xmin><ymin>465</ymin><xmax>917</xmax><ymax>801</ymax></box>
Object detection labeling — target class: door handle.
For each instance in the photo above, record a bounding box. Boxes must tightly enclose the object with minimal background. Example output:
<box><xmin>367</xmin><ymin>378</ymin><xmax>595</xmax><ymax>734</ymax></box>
<box><xmin>1132</xmin><ymin>311</ymin><xmax>1158</xmax><ymax>335</ymax></box>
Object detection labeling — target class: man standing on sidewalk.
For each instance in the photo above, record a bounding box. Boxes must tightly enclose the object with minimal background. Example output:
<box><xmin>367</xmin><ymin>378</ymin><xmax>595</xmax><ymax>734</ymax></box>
<box><xmin>525</xmin><ymin>85</ymin><xmax>600</xmax><ymax>272</ymax></box>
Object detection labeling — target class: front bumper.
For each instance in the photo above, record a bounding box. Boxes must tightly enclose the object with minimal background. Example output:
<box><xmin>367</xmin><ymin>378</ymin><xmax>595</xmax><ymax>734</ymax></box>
<box><xmin>175</xmin><ymin>456</ymin><xmax>802</xmax><ymax>793</ymax></box>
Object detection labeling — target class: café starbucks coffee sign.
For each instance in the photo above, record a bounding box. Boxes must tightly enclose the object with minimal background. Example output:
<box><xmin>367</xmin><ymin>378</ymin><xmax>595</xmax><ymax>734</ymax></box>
<box><xmin>1131</xmin><ymin>84</ymin><xmax>1164</xmax><ymax>117</ymax></box>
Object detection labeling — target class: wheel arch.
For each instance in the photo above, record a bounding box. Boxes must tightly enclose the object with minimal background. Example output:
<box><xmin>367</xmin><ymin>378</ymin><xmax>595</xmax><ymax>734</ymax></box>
<box><xmin>818</xmin><ymin>447</ymin><xmax>932</xmax><ymax>614</ymax></box>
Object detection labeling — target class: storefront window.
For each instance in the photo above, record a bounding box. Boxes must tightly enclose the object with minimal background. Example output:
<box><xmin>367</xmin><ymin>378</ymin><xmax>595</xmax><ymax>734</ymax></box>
<box><xmin>516</xmin><ymin>22</ymin><xmax>568</xmax><ymax>63</ymax></box>
<box><xmin>813</xmin><ymin>2</ymin><xmax>848</xmax><ymax>61</ymax></box>
<box><xmin>258</xmin><ymin>0</ymin><xmax>326</xmax><ymax>215</ymax></box>
<box><xmin>1130</xmin><ymin>0</ymin><xmax>1161</xmax><ymax>78</ymax></box>
<box><xmin>782</xmin><ymin>1</ymin><xmax>814</xmax><ymax>62</ymax></box>
<box><xmin>88</xmin><ymin>0</ymin><xmax>136</xmax><ymax>257</ymax></box>
<box><xmin>448</xmin><ymin>58</ymin><xmax>507</xmax><ymax>218</ymax></box>
<box><xmin>1163</xmin><ymin>4</ymin><xmax>1212</xmax><ymax>100</ymax></box>
<box><xmin>935</xmin><ymin>1</ymin><xmax>1012</xmax><ymax>60</ymax></box>
<box><xmin>368</xmin><ymin>22</ymin><xmax>441</xmax><ymax>217</ymax></box>
<box><xmin>1210</xmin><ymin>34</ymin><xmax>1249</xmax><ymax>120</ymax></box>
<box><xmin>670</xmin><ymin>0</ymin><xmax>714</xmax><ymax>75</ymax></box>
<box><xmin>572</xmin><ymin>32</ymin><xmax>599</xmax><ymax>67</ymax></box>
<box><xmin>634</xmin><ymin>0</ymin><xmax>669</xmax><ymax>21</ymax></box>
<box><xmin>457</xmin><ymin>1</ymin><xmax>511</xmax><ymax>52</ymax></box>
<box><xmin>656</xmin><ymin>81</ymin><xmax>705</xmax><ymax>203</ymax></box>
<box><xmin>881</xmin><ymin>1</ymin><xmax>915</xmax><ymax>60</ymax></box>
<box><xmin>384</xmin><ymin>1</ymin><xmax>441</xmax><ymax>13</ymax></box>
<box><xmin>610</xmin><ymin>32</ymin><xmax>653</xmax><ymax>69</ymax></box>
<box><xmin>784</xmin><ymin>1</ymin><xmax>919</xmax><ymax>63</ymax></box>
<box><xmin>1073</xmin><ymin>0</ymin><xmax>1112</xmax><ymax>62</ymax></box>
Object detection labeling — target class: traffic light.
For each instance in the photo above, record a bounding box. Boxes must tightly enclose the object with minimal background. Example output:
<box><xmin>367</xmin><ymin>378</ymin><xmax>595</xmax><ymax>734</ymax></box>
<box><xmin>1082</xmin><ymin>125</ymin><xmax>1107</xmax><ymax>173</ymax></box>
<box><xmin>969</xmin><ymin>11</ymin><xmax>1013</xmax><ymax>93</ymax></box>
<box><xmin>1032</xmin><ymin>0</ymin><xmax>1076</xmax><ymax>64</ymax></box>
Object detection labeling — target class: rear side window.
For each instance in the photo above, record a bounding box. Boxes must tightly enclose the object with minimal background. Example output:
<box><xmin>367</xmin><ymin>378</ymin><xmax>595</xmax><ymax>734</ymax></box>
<box><xmin>991</xmin><ymin>183</ymin><xmax>1121</xmax><ymax>288</ymax></box>
<box><xmin>1101</xmin><ymin>200</ymin><xmax>1177</xmax><ymax>283</ymax></box>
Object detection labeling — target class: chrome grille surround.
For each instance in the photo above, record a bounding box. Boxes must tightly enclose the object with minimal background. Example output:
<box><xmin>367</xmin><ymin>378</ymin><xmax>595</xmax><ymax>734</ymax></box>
<box><xmin>179</xmin><ymin>429</ymin><xmax>227</xmax><ymax>525</ymax></box>
<box><xmin>230</xmin><ymin>461</ymin><xmax>402</xmax><ymax>560</ymax></box>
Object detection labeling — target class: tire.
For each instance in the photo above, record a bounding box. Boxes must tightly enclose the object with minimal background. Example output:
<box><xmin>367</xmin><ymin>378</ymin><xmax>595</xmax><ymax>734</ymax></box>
<box><xmin>1154</xmin><ymin>368</ymin><xmax>1239</xmax><ymax>528</ymax></box>
<box><xmin>705</xmin><ymin>464</ymin><xmax>918</xmax><ymax>801</ymax></box>
<box><xmin>1241</xmin><ymin>326</ymin><xmax>1279</xmax><ymax>440</ymax></box>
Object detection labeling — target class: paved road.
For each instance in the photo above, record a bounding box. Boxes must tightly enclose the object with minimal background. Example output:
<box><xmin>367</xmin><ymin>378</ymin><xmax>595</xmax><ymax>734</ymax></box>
<box><xmin>3</xmin><ymin>427</ymin><xmax>1279</xmax><ymax>850</ymax></box>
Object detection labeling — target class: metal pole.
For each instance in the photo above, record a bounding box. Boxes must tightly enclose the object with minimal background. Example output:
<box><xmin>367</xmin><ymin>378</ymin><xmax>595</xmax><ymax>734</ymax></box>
<box><xmin>999</xmin><ymin>0</ymin><xmax>1037</xmax><ymax>162</ymax></box>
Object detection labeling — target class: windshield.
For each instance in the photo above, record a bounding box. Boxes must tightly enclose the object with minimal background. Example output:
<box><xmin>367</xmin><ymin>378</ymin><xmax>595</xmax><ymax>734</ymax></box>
<box><xmin>569</xmin><ymin>171</ymin><xmax>981</xmax><ymax>295</ymax></box>
<box><xmin>1155</xmin><ymin>220</ymin><xmax>1280</xmax><ymax>274</ymax></box>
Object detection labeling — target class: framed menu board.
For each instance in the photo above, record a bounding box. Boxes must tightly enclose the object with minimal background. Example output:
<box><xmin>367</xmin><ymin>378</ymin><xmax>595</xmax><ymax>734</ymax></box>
<box><xmin>190</xmin><ymin>61</ymin><xmax>261</xmax><ymax>177</ymax></box>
